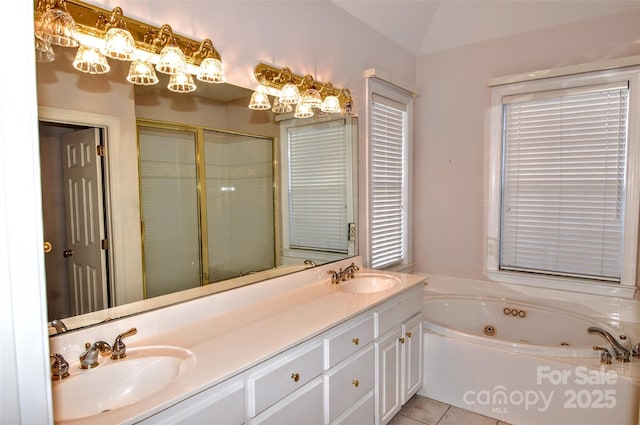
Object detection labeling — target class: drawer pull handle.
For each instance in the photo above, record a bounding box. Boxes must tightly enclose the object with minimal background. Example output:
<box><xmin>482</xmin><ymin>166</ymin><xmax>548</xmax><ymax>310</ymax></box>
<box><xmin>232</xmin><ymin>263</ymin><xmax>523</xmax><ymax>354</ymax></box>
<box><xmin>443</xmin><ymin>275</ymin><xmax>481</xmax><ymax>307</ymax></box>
<box><xmin>352</xmin><ymin>379</ymin><xmax>359</xmax><ymax>388</ymax></box>
<box><xmin>352</xmin><ymin>337</ymin><xmax>359</xmax><ymax>346</ymax></box>
<box><xmin>406</xmin><ymin>331</ymin><xmax>412</xmax><ymax>338</ymax></box>
<box><xmin>399</xmin><ymin>337</ymin><xmax>405</xmax><ymax>344</ymax></box>
<box><xmin>291</xmin><ymin>373</ymin><xmax>300</xmax><ymax>382</ymax></box>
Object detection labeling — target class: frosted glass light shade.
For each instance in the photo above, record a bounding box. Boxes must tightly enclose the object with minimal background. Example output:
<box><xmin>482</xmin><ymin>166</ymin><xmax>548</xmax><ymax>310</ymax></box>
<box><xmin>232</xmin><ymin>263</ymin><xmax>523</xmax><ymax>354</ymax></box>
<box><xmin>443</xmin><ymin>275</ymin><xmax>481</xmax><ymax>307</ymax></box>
<box><xmin>301</xmin><ymin>88</ymin><xmax>322</xmax><ymax>109</ymax></box>
<box><xmin>37</xmin><ymin>6</ymin><xmax>79</xmax><ymax>47</ymax></box>
<box><xmin>127</xmin><ymin>60</ymin><xmax>159</xmax><ymax>85</ymax></box>
<box><xmin>35</xmin><ymin>36</ymin><xmax>55</xmax><ymax>63</ymax></box>
<box><xmin>156</xmin><ymin>45</ymin><xmax>186</xmax><ymax>75</ymax></box>
<box><xmin>103</xmin><ymin>27</ymin><xmax>135</xmax><ymax>61</ymax></box>
<box><xmin>168</xmin><ymin>72</ymin><xmax>196</xmax><ymax>93</ymax></box>
<box><xmin>73</xmin><ymin>46</ymin><xmax>110</xmax><ymax>74</ymax></box>
<box><xmin>294</xmin><ymin>102</ymin><xmax>314</xmax><ymax>119</ymax></box>
<box><xmin>248</xmin><ymin>89</ymin><xmax>271</xmax><ymax>110</ymax></box>
<box><xmin>197</xmin><ymin>58</ymin><xmax>225</xmax><ymax>83</ymax></box>
<box><xmin>279</xmin><ymin>82</ymin><xmax>300</xmax><ymax>105</ymax></box>
<box><xmin>321</xmin><ymin>95</ymin><xmax>342</xmax><ymax>114</ymax></box>
<box><xmin>271</xmin><ymin>97</ymin><xmax>292</xmax><ymax>114</ymax></box>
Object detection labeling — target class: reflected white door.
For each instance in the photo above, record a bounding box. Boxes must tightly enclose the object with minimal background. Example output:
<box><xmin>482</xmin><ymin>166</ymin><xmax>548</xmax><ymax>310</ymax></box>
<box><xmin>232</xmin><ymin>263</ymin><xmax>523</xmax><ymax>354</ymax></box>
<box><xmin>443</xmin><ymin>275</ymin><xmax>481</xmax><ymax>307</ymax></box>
<box><xmin>62</xmin><ymin>128</ymin><xmax>107</xmax><ymax>315</ymax></box>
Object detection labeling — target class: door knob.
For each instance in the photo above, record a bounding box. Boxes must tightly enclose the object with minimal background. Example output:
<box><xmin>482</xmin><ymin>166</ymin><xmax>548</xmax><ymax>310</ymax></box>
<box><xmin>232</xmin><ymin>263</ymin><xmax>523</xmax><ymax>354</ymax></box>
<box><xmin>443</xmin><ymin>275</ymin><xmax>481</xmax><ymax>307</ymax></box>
<box><xmin>63</xmin><ymin>249</ymin><xmax>74</xmax><ymax>257</ymax></box>
<box><xmin>44</xmin><ymin>241</ymin><xmax>52</xmax><ymax>253</ymax></box>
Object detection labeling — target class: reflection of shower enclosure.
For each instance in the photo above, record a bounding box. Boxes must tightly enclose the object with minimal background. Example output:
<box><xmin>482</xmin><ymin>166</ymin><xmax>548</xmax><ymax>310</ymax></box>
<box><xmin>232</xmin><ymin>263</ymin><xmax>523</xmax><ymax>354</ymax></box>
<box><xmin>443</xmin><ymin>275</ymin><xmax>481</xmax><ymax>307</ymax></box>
<box><xmin>138</xmin><ymin>123</ymin><xmax>274</xmax><ymax>299</ymax></box>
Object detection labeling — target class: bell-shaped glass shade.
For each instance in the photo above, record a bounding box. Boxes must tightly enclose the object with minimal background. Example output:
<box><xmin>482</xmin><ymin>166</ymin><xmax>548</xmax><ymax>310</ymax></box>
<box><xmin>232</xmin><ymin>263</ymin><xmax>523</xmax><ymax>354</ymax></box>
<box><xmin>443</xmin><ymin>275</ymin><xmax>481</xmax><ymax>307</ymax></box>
<box><xmin>197</xmin><ymin>58</ymin><xmax>225</xmax><ymax>83</ymax></box>
<box><xmin>126</xmin><ymin>60</ymin><xmax>159</xmax><ymax>85</ymax></box>
<box><xmin>271</xmin><ymin>97</ymin><xmax>292</xmax><ymax>114</ymax></box>
<box><xmin>167</xmin><ymin>72</ymin><xmax>196</xmax><ymax>93</ymax></box>
<box><xmin>156</xmin><ymin>45</ymin><xmax>186</xmax><ymax>75</ymax></box>
<box><xmin>103</xmin><ymin>27</ymin><xmax>135</xmax><ymax>61</ymax></box>
<box><xmin>35</xmin><ymin>36</ymin><xmax>55</xmax><ymax>63</ymax></box>
<box><xmin>301</xmin><ymin>88</ymin><xmax>322</xmax><ymax>109</ymax></box>
<box><xmin>279</xmin><ymin>82</ymin><xmax>300</xmax><ymax>105</ymax></box>
<box><xmin>73</xmin><ymin>46</ymin><xmax>110</xmax><ymax>74</ymax></box>
<box><xmin>320</xmin><ymin>95</ymin><xmax>342</xmax><ymax>114</ymax></box>
<box><xmin>248</xmin><ymin>88</ymin><xmax>271</xmax><ymax>110</ymax></box>
<box><xmin>37</xmin><ymin>6</ymin><xmax>79</xmax><ymax>47</ymax></box>
<box><xmin>294</xmin><ymin>102</ymin><xmax>314</xmax><ymax>119</ymax></box>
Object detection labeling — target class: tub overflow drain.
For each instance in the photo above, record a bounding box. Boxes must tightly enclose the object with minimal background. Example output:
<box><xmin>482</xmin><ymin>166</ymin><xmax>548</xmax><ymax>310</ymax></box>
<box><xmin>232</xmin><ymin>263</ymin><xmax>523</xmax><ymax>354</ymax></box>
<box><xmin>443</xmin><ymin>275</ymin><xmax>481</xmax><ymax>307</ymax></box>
<box><xmin>484</xmin><ymin>325</ymin><xmax>496</xmax><ymax>337</ymax></box>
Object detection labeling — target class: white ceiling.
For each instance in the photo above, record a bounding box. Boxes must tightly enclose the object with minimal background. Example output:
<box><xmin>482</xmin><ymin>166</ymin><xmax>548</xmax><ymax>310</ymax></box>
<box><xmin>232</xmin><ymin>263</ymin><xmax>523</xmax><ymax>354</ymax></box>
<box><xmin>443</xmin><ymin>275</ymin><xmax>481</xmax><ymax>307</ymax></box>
<box><xmin>332</xmin><ymin>0</ymin><xmax>640</xmax><ymax>55</ymax></box>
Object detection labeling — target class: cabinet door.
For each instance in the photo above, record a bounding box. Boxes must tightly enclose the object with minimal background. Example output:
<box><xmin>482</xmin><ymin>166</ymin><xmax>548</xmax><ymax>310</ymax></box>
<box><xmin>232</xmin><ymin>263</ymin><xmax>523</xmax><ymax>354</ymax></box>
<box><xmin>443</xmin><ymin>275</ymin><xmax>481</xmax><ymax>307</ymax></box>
<box><xmin>139</xmin><ymin>380</ymin><xmax>244</xmax><ymax>425</ymax></box>
<box><xmin>249</xmin><ymin>376</ymin><xmax>323</xmax><ymax>425</ymax></box>
<box><xmin>375</xmin><ymin>328</ymin><xmax>402</xmax><ymax>425</ymax></box>
<box><xmin>401</xmin><ymin>314</ymin><xmax>423</xmax><ymax>404</ymax></box>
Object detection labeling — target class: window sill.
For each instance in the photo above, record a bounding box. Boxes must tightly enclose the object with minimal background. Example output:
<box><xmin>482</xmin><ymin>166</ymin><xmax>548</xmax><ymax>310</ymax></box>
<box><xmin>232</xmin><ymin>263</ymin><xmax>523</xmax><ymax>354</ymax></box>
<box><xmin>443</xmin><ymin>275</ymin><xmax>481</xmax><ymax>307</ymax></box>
<box><xmin>487</xmin><ymin>270</ymin><xmax>637</xmax><ymax>299</ymax></box>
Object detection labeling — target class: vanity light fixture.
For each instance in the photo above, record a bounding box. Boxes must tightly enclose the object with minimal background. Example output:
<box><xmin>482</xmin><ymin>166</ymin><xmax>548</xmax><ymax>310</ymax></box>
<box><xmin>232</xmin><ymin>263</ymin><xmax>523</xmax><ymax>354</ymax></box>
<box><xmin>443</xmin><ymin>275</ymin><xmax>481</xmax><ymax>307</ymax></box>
<box><xmin>167</xmin><ymin>71</ymin><xmax>197</xmax><ymax>93</ymax></box>
<box><xmin>251</xmin><ymin>63</ymin><xmax>355</xmax><ymax>119</ymax></box>
<box><xmin>248</xmin><ymin>86</ymin><xmax>272</xmax><ymax>110</ymax></box>
<box><xmin>102</xmin><ymin>7</ymin><xmax>135</xmax><ymax>61</ymax></box>
<box><xmin>35</xmin><ymin>0</ymin><xmax>79</xmax><ymax>48</ymax></box>
<box><xmin>33</xmin><ymin>0</ymin><xmax>226</xmax><ymax>91</ymax></box>
<box><xmin>73</xmin><ymin>45</ymin><xmax>110</xmax><ymax>74</ymax></box>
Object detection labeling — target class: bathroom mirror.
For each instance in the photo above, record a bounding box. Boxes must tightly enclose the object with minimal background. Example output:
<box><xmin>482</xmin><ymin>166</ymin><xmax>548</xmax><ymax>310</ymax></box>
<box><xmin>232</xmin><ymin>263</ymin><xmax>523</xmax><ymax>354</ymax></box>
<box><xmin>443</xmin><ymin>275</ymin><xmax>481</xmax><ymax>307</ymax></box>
<box><xmin>36</xmin><ymin>47</ymin><xmax>358</xmax><ymax>335</ymax></box>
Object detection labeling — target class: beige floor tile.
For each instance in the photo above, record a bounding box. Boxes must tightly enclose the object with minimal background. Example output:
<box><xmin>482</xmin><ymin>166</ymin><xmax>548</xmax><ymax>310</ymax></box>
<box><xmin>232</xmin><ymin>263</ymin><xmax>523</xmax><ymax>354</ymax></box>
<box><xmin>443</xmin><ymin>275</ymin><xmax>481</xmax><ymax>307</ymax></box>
<box><xmin>399</xmin><ymin>395</ymin><xmax>450</xmax><ymax>425</ymax></box>
<box><xmin>388</xmin><ymin>413</ymin><xmax>426</xmax><ymax>425</ymax></box>
<box><xmin>497</xmin><ymin>422</ymin><xmax>511</xmax><ymax>425</ymax></box>
<box><xmin>437</xmin><ymin>406</ymin><xmax>498</xmax><ymax>425</ymax></box>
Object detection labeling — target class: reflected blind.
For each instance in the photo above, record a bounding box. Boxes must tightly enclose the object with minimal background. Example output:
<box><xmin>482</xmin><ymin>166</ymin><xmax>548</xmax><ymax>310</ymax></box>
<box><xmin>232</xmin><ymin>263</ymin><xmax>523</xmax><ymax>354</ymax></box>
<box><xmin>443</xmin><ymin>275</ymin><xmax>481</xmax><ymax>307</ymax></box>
<box><xmin>500</xmin><ymin>83</ymin><xmax>629</xmax><ymax>282</ymax></box>
<box><xmin>370</xmin><ymin>94</ymin><xmax>406</xmax><ymax>268</ymax></box>
<box><xmin>288</xmin><ymin>120</ymin><xmax>348</xmax><ymax>253</ymax></box>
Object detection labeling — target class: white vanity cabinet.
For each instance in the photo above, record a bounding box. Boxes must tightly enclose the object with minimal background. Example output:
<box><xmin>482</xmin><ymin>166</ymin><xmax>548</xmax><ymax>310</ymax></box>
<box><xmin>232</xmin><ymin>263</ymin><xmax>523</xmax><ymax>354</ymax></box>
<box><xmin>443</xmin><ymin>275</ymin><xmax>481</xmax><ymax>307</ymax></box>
<box><xmin>375</xmin><ymin>287</ymin><xmax>424</xmax><ymax>425</ymax></box>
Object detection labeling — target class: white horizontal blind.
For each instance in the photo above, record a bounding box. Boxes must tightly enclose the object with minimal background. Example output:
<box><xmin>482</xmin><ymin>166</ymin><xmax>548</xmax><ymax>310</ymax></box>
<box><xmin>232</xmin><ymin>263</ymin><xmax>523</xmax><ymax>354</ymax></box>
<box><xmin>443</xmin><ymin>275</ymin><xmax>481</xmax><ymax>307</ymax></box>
<box><xmin>500</xmin><ymin>83</ymin><xmax>629</xmax><ymax>282</ymax></box>
<box><xmin>287</xmin><ymin>120</ymin><xmax>348</xmax><ymax>253</ymax></box>
<box><xmin>370</xmin><ymin>94</ymin><xmax>406</xmax><ymax>268</ymax></box>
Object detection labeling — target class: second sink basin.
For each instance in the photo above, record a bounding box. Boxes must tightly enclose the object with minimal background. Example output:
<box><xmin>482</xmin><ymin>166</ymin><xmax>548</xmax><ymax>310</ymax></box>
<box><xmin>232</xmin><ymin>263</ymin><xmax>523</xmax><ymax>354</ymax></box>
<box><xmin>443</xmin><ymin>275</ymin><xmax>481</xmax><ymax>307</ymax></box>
<box><xmin>53</xmin><ymin>345</ymin><xmax>196</xmax><ymax>422</ymax></box>
<box><xmin>340</xmin><ymin>273</ymin><xmax>400</xmax><ymax>294</ymax></box>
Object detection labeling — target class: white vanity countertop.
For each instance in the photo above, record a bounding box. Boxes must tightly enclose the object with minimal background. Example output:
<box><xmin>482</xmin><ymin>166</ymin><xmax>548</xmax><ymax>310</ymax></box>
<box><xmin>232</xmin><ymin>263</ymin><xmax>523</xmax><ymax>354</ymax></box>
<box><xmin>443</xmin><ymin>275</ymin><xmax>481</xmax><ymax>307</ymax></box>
<box><xmin>52</xmin><ymin>263</ymin><xmax>426</xmax><ymax>424</ymax></box>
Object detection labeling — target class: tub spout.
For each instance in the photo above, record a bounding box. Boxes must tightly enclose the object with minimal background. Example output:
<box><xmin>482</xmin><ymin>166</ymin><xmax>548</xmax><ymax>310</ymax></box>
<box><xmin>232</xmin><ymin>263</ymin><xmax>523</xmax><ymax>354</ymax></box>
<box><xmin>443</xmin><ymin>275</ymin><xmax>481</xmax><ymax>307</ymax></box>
<box><xmin>588</xmin><ymin>327</ymin><xmax>630</xmax><ymax>362</ymax></box>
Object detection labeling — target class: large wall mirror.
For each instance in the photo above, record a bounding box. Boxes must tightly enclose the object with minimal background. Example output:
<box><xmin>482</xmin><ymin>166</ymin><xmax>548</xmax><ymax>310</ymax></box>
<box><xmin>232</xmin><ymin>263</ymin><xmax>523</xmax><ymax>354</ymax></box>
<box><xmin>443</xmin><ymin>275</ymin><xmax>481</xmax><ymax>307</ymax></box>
<box><xmin>37</xmin><ymin>41</ymin><xmax>358</xmax><ymax>335</ymax></box>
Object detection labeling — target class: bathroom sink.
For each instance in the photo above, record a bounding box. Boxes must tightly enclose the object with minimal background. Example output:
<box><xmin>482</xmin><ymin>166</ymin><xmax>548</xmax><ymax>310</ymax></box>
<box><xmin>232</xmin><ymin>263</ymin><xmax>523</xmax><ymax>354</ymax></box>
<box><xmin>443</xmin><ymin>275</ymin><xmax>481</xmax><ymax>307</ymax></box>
<box><xmin>52</xmin><ymin>345</ymin><xmax>196</xmax><ymax>422</ymax></box>
<box><xmin>340</xmin><ymin>273</ymin><xmax>400</xmax><ymax>294</ymax></box>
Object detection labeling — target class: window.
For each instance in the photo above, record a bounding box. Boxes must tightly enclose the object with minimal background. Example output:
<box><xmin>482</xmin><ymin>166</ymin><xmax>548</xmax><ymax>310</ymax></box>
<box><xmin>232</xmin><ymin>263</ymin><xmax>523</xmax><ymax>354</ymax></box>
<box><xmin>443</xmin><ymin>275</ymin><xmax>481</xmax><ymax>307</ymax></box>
<box><xmin>488</xmin><ymin>66</ymin><xmax>640</xmax><ymax>296</ymax></box>
<box><xmin>367</xmin><ymin>78</ymin><xmax>413</xmax><ymax>269</ymax></box>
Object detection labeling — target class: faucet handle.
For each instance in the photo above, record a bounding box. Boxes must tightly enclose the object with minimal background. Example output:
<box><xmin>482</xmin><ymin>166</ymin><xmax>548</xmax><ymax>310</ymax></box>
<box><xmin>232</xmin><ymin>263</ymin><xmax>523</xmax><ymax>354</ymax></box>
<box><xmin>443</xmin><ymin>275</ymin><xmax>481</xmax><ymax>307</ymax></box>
<box><xmin>633</xmin><ymin>342</ymin><xmax>640</xmax><ymax>359</ymax></box>
<box><xmin>593</xmin><ymin>346</ymin><xmax>613</xmax><ymax>365</ymax></box>
<box><xmin>327</xmin><ymin>270</ymin><xmax>339</xmax><ymax>284</ymax></box>
<box><xmin>50</xmin><ymin>353</ymin><xmax>70</xmax><ymax>380</ymax></box>
<box><xmin>111</xmin><ymin>327</ymin><xmax>137</xmax><ymax>360</ymax></box>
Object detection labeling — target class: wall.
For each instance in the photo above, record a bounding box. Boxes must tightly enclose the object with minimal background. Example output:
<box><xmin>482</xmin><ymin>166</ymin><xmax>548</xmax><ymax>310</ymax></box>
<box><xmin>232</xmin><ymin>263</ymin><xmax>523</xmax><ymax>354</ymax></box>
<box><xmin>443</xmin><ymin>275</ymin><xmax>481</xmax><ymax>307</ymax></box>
<box><xmin>413</xmin><ymin>10</ymin><xmax>640</xmax><ymax>282</ymax></box>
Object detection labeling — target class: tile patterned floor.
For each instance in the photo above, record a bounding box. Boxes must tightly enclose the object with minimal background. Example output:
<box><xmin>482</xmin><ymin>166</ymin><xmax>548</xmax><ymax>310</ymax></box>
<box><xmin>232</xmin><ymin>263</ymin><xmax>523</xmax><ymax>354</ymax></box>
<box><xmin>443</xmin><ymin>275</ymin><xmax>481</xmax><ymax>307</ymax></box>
<box><xmin>390</xmin><ymin>395</ymin><xmax>512</xmax><ymax>425</ymax></box>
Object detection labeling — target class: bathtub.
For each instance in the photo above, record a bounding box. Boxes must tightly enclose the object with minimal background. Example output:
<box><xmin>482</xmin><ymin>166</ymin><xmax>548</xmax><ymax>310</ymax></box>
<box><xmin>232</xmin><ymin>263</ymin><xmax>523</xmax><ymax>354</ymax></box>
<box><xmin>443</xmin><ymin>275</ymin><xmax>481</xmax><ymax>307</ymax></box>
<box><xmin>419</xmin><ymin>294</ymin><xmax>640</xmax><ymax>425</ymax></box>
<box><xmin>422</xmin><ymin>295</ymin><xmax>630</xmax><ymax>357</ymax></box>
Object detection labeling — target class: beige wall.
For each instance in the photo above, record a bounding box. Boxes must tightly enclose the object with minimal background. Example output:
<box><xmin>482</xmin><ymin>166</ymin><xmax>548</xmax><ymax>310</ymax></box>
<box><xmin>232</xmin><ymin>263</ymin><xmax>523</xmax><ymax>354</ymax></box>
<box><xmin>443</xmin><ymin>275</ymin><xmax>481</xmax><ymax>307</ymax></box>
<box><xmin>413</xmin><ymin>10</ymin><xmax>640</xmax><ymax>280</ymax></box>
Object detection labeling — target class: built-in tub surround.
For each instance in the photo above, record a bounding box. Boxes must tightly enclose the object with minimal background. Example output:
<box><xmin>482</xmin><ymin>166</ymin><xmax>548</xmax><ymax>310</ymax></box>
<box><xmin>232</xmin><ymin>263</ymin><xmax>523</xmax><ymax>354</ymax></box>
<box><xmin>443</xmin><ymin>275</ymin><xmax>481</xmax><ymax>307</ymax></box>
<box><xmin>418</xmin><ymin>275</ymin><xmax>640</xmax><ymax>425</ymax></box>
<box><xmin>48</xmin><ymin>257</ymin><xmax>426</xmax><ymax>424</ymax></box>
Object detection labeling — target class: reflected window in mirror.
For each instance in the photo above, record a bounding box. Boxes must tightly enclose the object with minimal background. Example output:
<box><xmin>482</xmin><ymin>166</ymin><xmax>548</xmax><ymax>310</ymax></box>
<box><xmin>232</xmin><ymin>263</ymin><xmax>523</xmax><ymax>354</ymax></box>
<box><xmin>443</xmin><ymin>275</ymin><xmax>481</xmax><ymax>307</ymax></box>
<box><xmin>280</xmin><ymin>117</ymin><xmax>358</xmax><ymax>265</ymax></box>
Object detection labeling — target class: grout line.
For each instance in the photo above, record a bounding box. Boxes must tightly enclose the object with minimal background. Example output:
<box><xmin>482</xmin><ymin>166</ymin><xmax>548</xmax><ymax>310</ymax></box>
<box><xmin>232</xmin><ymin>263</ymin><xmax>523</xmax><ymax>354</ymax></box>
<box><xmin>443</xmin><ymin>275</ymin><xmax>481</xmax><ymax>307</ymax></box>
<box><xmin>435</xmin><ymin>405</ymin><xmax>451</xmax><ymax>425</ymax></box>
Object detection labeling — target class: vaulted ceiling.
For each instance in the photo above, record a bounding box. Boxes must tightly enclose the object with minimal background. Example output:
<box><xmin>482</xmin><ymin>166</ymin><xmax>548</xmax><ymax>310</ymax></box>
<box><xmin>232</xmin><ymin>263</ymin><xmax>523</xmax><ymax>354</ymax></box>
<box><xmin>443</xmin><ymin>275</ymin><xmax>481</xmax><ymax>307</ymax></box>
<box><xmin>332</xmin><ymin>0</ymin><xmax>640</xmax><ymax>55</ymax></box>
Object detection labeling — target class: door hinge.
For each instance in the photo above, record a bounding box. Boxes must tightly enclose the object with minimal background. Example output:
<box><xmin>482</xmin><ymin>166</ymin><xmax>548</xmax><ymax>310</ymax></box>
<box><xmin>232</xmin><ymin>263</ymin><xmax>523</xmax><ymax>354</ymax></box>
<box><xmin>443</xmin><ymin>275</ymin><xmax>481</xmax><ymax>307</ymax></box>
<box><xmin>97</xmin><ymin>145</ymin><xmax>105</xmax><ymax>156</ymax></box>
<box><xmin>101</xmin><ymin>239</ymin><xmax>109</xmax><ymax>250</ymax></box>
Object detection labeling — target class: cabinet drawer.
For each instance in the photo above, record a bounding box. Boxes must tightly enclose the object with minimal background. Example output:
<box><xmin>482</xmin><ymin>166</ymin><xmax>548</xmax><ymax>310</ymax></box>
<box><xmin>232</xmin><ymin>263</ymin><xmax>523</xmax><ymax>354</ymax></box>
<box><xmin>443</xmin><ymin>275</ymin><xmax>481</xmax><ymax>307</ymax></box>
<box><xmin>140</xmin><ymin>380</ymin><xmax>244</xmax><ymax>425</ymax></box>
<box><xmin>375</xmin><ymin>289</ymin><xmax>423</xmax><ymax>337</ymax></box>
<box><xmin>325</xmin><ymin>344</ymin><xmax>375</xmax><ymax>423</ymax></box>
<box><xmin>331</xmin><ymin>390</ymin><xmax>374</xmax><ymax>425</ymax></box>
<box><xmin>248</xmin><ymin>341</ymin><xmax>323</xmax><ymax>417</ymax></box>
<box><xmin>324</xmin><ymin>314</ymin><xmax>374</xmax><ymax>369</ymax></box>
<box><xmin>249</xmin><ymin>376</ymin><xmax>323</xmax><ymax>425</ymax></box>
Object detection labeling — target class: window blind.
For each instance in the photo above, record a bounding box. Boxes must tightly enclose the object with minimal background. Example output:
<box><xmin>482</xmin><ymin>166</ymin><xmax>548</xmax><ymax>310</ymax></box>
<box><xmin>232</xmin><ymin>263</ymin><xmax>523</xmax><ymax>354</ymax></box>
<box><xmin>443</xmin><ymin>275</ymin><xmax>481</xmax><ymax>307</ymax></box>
<box><xmin>287</xmin><ymin>120</ymin><xmax>349</xmax><ymax>253</ymax></box>
<box><xmin>370</xmin><ymin>94</ymin><xmax>406</xmax><ymax>268</ymax></box>
<box><xmin>500</xmin><ymin>83</ymin><xmax>629</xmax><ymax>282</ymax></box>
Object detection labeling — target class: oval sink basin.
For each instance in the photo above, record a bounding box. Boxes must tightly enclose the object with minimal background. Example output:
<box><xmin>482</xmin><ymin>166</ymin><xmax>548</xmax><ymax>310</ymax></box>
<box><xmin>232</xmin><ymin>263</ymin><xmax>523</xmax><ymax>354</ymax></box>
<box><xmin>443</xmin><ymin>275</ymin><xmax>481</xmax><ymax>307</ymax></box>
<box><xmin>340</xmin><ymin>273</ymin><xmax>400</xmax><ymax>294</ymax></box>
<box><xmin>53</xmin><ymin>345</ymin><xmax>195</xmax><ymax>422</ymax></box>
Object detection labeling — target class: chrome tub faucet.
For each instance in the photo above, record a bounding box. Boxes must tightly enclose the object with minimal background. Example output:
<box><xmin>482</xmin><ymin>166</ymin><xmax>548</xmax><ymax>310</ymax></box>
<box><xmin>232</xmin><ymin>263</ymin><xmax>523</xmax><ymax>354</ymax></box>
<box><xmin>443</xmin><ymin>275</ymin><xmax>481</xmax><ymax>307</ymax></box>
<box><xmin>588</xmin><ymin>326</ymin><xmax>630</xmax><ymax>362</ymax></box>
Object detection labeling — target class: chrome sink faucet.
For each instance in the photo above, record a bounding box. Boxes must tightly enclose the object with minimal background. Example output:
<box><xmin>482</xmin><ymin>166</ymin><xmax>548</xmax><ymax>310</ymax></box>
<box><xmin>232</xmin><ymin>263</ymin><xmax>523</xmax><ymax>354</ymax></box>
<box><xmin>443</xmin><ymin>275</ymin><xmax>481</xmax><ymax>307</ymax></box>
<box><xmin>80</xmin><ymin>341</ymin><xmax>112</xmax><ymax>369</ymax></box>
<box><xmin>111</xmin><ymin>327</ymin><xmax>137</xmax><ymax>360</ymax></box>
<box><xmin>50</xmin><ymin>353</ymin><xmax>70</xmax><ymax>380</ymax></box>
<box><xmin>588</xmin><ymin>326</ymin><xmax>630</xmax><ymax>362</ymax></box>
<box><xmin>328</xmin><ymin>263</ymin><xmax>360</xmax><ymax>284</ymax></box>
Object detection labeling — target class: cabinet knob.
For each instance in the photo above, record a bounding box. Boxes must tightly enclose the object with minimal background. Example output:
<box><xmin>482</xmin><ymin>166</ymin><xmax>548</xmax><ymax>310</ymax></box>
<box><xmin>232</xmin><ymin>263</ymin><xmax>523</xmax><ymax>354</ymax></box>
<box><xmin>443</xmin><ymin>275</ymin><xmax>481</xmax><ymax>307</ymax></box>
<box><xmin>291</xmin><ymin>373</ymin><xmax>300</xmax><ymax>382</ymax></box>
<box><xmin>352</xmin><ymin>379</ymin><xmax>359</xmax><ymax>388</ymax></box>
<box><xmin>399</xmin><ymin>337</ymin><xmax>405</xmax><ymax>344</ymax></box>
<box><xmin>406</xmin><ymin>331</ymin><xmax>412</xmax><ymax>338</ymax></box>
<box><xmin>352</xmin><ymin>337</ymin><xmax>359</xmax><ymax>346</ymax></box>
